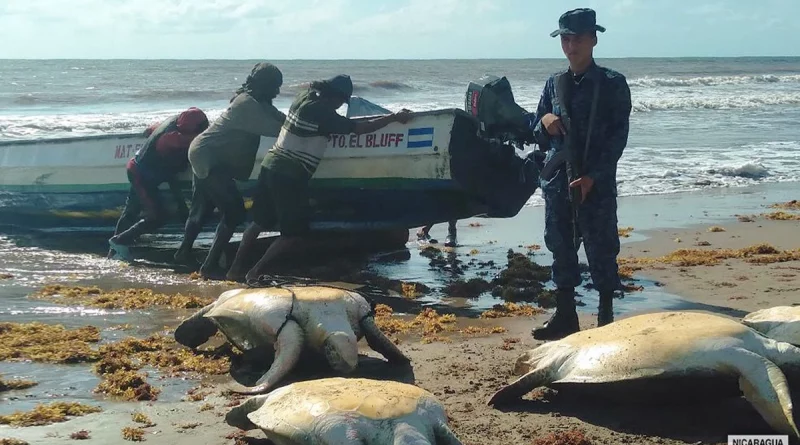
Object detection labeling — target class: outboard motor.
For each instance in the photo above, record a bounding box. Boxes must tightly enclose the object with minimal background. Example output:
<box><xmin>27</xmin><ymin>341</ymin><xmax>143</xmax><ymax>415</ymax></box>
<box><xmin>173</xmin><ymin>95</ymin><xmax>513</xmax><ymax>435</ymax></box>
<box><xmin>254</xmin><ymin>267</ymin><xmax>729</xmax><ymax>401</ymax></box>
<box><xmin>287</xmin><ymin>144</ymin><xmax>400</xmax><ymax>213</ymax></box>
<box><xmin>464</xmin><ymin>75</ymin><xmax>535</xmax><ymax>149</ymax></box>
<box><xmin>443</xmin><ymin>75</ymin><xmax>542</xmax><ymax>219</ymax></box>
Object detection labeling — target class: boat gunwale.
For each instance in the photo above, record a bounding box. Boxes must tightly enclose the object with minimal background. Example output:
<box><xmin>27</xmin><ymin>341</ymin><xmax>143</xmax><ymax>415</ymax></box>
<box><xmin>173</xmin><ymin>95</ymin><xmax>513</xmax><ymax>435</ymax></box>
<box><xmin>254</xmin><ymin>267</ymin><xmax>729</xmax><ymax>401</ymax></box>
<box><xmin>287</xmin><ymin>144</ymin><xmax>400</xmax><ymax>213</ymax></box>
<box><xmin>0</xmin><ymin>107</ymin><xmax>470</xmax><ymax>147</ymax></box>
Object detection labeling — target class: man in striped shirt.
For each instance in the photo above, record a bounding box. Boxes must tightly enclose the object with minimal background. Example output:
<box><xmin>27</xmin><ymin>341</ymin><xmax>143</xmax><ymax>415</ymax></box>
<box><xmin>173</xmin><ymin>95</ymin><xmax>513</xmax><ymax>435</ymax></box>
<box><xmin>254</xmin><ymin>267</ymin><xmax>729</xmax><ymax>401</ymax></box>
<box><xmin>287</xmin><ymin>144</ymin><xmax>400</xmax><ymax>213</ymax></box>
<box><xmin>226</xmin><ymin>74</ymin><xmax>412</xmax><ymax>282</ymax></box>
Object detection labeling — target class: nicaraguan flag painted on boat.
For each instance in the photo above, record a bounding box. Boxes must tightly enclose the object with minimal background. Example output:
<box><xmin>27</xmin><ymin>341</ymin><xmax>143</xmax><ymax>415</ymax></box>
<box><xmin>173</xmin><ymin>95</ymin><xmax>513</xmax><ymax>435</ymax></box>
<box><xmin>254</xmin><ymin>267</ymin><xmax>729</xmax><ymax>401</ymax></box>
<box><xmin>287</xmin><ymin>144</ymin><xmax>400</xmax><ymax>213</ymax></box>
<box><xmin>407</xmin><ymin>127</ymin><xmax>434</xmax><ymax>148</ymax></box>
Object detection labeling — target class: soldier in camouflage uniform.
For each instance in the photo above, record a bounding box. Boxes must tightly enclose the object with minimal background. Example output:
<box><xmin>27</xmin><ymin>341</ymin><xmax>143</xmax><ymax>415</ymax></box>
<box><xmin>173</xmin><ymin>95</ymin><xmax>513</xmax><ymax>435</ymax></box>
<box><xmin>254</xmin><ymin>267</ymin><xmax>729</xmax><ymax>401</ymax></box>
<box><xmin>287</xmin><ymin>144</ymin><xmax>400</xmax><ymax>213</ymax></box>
<box><xmin>529</xmin><ymin>8</ymin><xmax>632</xmax><ymax>340</ymax></box>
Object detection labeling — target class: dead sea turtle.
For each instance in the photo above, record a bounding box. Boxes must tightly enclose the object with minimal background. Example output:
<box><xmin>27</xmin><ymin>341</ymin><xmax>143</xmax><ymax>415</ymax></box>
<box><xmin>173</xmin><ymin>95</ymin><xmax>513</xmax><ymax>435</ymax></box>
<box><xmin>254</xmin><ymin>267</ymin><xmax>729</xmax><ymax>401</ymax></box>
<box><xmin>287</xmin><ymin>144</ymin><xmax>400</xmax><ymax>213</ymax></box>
<box><xmin>225</xmin><ymin>377</ymin><xmax>462</xmax><ymax>445</ymax></box>
<box><xmin>173</xmin><ymin>285</ymin><xmax>410</xmax><ymax>394</ymax></box>
<box><xmin>743</xmin><ymin>306</ymin><xmax>800</xmax><ymax>347</ymax></box>
<box><xmin>487</xmin><ymin>311</ymin><xmax>800</xmax><ymax>438</ymax></box>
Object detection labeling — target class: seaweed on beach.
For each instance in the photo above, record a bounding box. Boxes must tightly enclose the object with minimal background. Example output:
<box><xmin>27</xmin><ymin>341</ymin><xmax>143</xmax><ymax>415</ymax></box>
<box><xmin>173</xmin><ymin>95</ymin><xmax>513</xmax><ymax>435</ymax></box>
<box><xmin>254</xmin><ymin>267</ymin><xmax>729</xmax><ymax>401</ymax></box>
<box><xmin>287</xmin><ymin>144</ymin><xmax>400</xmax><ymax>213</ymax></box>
<box><xmin>769</xmin><ymin>199</ymin><xmax>800</xmax><ymax>210</ymax></box>
<box><xmin>91</xmin><ymin>334</ymin><xmax>234</xmax><ymax>401</ymax></box>
<box><xmin>0</xmin><ymin>402</ymin><xmax>101</xmax><ymax>427</ymax></box>
<box><xmin>762</xmin><ymin>211</ymin><xmax>800</xmax><ymax>221</ymax></box>
<box><xmin>94</xmin><ymin>370</ymin><xmax>160</xmax><ymax>401</ymax></box>
<box><xmin>472</xmin><ymin>250</ymin><xmax>553</xmax><ymax>306</ymax></box>
<box><xmin>33</xmin><ymin>284</ymin><xmax>213</xmax><ymax>310</ymax></box>
<box><xmin>618</xmin><ymin>243</ymin><xmax>800</xmax><ymax>268</ymax></box>
<box><xmin>479</xmin><ymin>302</ymin><xmax>545</xmax><ymax>319</ymax></box>
<box><xmin>98</xmin><ymin>334</ymin><xmax>234</xmax><ymax>377</ymax></box>
<box><xmin>618</xmin><ymin>227</ymin><xmax>634</xmax><ymax>237</ymax></box>
<box><xmin>0</xmin><ymin>439</ymin><xmax>29</xmax><ymax>445</ymax></box>
<box><xmin>121</xmin><ymin>427</ymin><xmax>145</xmax><ymax>442</ymax></box>
<box><xmin>373</xmin><ymin>304</ymin><xmax>506</xmax><ymax>344</ymax></box>
<box><xmin>132</xmin><ymin>412</ymin><xmax>155</xmax><ymax>427</ymax></box>
<box><xmin>0</xmin><ymin>273</ymin><xmax>13</xmax><ymax>280</ymax></box>
<box><xmin>0</xmin><ymin>322</ymin><xmax>101</xmax><ymax>364</ymax></box>
<box><xmin>0</xmin><ymin>376</ymin><xmax>37</xmax><ymax>392</ymax></box>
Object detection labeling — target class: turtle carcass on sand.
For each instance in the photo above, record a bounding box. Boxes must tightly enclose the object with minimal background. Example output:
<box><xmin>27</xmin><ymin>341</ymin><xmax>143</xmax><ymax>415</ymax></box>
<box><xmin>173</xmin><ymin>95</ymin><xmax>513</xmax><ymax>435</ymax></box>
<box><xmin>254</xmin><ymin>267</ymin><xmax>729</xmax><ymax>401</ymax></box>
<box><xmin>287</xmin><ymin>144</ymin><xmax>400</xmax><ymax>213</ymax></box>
<box><xmin>743</xmin><ymin>306</ymin><xmax>800</xmax><ymax>347</ymax></box>
<box><xmin>173</xmin><ymin>286</ymin><xmax>410</xmax><ymax>394</ymax></box>
<box><xmin>487</xmin><ymin>311</ymin><xmax>800</xmax><ymax>438</ymax></box>
<box><xmin>225</xmin><ymin>377</ymin><xmax>462</xmax><ymax>445</ymax></box>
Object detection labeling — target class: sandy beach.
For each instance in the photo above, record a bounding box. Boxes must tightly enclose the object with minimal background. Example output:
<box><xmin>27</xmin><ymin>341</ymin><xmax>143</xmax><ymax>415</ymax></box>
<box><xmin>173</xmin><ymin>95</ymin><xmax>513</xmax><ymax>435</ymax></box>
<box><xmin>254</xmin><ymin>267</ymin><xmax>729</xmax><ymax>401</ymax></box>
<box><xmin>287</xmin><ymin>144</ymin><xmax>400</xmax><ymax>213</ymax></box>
<box><xmin>1</xmin><ymin>183</ymin><xmax>799</xmax><ymax>445</ymax></box>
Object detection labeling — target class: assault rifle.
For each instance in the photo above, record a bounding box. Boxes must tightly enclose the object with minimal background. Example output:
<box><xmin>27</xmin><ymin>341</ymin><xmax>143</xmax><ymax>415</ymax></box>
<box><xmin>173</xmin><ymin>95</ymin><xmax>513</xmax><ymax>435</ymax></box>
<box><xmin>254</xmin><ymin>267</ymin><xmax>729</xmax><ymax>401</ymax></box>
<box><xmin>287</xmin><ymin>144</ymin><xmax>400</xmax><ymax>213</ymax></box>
<box><xmin>553</xmin><ymin>72</ymin><xmax>601</xmax><ymax>251</ymax></box>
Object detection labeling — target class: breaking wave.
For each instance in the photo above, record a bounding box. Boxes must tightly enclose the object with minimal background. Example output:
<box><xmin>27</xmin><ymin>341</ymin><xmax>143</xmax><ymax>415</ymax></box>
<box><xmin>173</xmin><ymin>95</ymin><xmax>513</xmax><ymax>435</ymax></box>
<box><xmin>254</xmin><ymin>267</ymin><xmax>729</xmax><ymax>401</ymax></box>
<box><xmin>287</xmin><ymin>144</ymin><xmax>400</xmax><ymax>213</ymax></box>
<box><xmin>629</xmin><ymin>74</ymin><xmax>800</xmax><ymax>88</ymax></box>
<box><xmin>633</xmin><ymin>92</ymin><xmax>800</xmax><ymax>112</ymax></box>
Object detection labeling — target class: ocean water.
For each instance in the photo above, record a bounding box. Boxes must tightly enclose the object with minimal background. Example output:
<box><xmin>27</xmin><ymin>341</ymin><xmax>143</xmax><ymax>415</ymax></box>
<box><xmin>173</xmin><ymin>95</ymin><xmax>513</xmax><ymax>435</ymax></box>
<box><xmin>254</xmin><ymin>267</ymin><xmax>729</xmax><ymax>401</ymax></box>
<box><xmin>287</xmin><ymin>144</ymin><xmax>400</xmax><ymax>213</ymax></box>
<box><xmin>1</xmin><ymin>58</ymin><xmax>799</xmax><ymax>204</ymax></box>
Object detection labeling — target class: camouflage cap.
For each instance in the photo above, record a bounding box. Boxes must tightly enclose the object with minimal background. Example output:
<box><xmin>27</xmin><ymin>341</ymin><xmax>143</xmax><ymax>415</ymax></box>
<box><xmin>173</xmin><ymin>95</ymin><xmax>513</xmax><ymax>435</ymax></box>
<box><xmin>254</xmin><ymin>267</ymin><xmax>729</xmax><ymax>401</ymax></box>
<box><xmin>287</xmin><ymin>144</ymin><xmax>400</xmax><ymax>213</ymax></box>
<box><xmin>550</xmin><ymin>8</ymin><xmax>606</xmax><ymax>37</ymax></box>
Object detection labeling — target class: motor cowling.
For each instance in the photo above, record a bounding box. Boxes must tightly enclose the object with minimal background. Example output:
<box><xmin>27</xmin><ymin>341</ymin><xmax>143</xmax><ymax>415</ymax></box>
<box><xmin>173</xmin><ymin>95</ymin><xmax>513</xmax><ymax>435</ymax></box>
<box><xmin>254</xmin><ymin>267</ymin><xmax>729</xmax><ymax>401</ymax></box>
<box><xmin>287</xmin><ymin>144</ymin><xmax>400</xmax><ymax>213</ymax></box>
<box><xmin>464</xmin><ymin>75</ymin><xmax>534</xmax><ymax>146</ymax></box>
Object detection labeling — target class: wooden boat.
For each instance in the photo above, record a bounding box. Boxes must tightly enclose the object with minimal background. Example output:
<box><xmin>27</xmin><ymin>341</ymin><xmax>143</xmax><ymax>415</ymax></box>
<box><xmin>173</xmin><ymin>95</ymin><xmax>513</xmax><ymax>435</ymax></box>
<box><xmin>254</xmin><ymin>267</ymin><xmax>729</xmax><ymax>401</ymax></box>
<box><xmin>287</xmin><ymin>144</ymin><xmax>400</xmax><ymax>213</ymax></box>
<box><xmin>0</xmin><ymin>79</ymin><xmax>541</xmax><ymax>235</ymax></box>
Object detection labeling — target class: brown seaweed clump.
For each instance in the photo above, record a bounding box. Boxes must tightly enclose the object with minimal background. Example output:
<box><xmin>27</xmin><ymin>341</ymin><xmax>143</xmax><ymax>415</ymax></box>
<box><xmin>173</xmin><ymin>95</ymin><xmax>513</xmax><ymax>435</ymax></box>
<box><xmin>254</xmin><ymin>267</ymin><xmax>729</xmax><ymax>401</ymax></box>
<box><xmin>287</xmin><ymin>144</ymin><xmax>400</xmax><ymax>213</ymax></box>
<box><xmin>0</xmin><ymin>273</ymin><xmax>13</xmax><ymax>280</ymax></box>
<box><xmin>707</xmin><ymin>226</ymin><xmax>726</xmax><ymax>232</ymax></box>
<box><xmin>0</xmin><ymin>322</ymin><xmax>100</xmax><ymax>364</ymax></box>
<box><xmin>91</xmin><ymin>335</ymin><xmax>234</xmax><ymax>402</ymax></box>
<box><xmin>481</xmin><ymin>250</ymin><xmax>553</xmax><ymax>306</ymax></box>
<box><xmin>769</xmin><ymin>199</ymin><xmax>800</xmax><ymax>210</ymax></box>
<box><xmin>373</xmin><ymin>304</ymin><xmax>505</xmax><ymax>344</ymax></box>
<box><xmin>531</xmin><ymin>429</ymin><xmax>593</xmax><ymax>445</ymax></box>
<box><xmin>618</xmin><ymin>226</ymin><xmax>634</xmax><ymax>237</ymax></box>
<box><xmin>0</xmin><ymin>439</ymin><xmax>29</xmax><ymax>445</ymax></box>
<box><xmin>479</xmin><ymin>302</ymin><xmax>545</xmax><ymax>319</ymax></box>
<box><xmin>121</xmin><ymin>427</ymin><xmax>145</xmax><ymax>442</ymax></box>
<box><xmin>619</xmin><ymin>243</ymin><xmax>800</xmax><ymax>268</ymax></box>
<box><xmin>94</xmin><ymin>370</ymin><xmax>160</xmax><ymax>401</ymax></box>
<box><xmin>98</xmin><ymin>335</ymin><xmax>233</xmax><ymax>378</ymax></box>
<box><xmin>132</xmin><ymin>412</ymin><xmax>155</xmax><ymax>427</ymax></box>
<box><xmin>763</xmin><ymin>211</ymin><xmax>800</xmax><ymax>221</ymax></box>
<box><xmin>0</xmin><ymin>376</ymin><xmax>37</xmax><ymax>392</ymax></box>
<box><xmin>0</xmin><ymin>402</ymin><xmax>101</xmax><ymax>427</ymax></box>
<box><xmin>34</xmin><ymin>285</ymin><xmax>212</xmax><ymax>310</ymax></box>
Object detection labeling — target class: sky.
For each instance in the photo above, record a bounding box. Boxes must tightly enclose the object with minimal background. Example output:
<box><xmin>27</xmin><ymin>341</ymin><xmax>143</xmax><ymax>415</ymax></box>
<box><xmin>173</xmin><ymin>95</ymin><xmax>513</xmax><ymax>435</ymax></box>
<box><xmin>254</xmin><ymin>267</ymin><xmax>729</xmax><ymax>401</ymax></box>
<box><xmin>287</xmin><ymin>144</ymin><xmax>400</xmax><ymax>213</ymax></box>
<box><xmin>0</xmin><ymin>0</ymin><xmax>797</xmax><ymax>59</ymax></box>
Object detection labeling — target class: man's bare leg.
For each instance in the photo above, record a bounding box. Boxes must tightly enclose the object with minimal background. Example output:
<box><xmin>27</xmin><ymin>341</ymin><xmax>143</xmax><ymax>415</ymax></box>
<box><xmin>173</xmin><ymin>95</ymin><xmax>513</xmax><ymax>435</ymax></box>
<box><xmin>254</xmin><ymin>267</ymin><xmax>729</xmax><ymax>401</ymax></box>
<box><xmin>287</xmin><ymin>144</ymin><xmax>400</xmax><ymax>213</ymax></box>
<box><xmin>226</xmin><ymin>222</ymin><xmax>264</xmax><ymax>282</ymax></box>
<box><xmin>244</xmin><ymin>236</ymin><xmax>303</xmax><ymax>283</ymax></box>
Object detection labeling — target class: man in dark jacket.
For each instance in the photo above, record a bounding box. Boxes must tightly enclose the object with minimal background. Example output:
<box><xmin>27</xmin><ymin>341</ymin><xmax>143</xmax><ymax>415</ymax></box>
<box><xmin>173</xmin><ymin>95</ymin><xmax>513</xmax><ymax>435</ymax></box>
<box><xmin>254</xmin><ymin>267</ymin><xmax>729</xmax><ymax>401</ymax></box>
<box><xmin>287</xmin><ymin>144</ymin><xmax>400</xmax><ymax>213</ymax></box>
<box><xmin>108</xmin><ymin>107</ymin><xmax>209</xmax><ymax>260</ymax></box>
<box><xmin>528</xmin><ymin>8</ymin><xmax>632</xmax><ymax>340</ymax></box>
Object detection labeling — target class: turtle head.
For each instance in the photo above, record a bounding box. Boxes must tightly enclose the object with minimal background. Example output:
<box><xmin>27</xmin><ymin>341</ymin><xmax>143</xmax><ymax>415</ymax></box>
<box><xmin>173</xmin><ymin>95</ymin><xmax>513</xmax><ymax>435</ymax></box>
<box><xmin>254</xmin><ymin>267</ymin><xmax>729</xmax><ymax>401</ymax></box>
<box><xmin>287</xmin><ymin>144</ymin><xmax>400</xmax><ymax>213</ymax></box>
<box><xmin>173</xmin><ymin>304</ymin><xmax>219</xmax><ymax>349</ymax></box>
<box><xmin>323</xmin><ymin>332</ymin><xmax>359</xmax><ymax>373</ymax></box>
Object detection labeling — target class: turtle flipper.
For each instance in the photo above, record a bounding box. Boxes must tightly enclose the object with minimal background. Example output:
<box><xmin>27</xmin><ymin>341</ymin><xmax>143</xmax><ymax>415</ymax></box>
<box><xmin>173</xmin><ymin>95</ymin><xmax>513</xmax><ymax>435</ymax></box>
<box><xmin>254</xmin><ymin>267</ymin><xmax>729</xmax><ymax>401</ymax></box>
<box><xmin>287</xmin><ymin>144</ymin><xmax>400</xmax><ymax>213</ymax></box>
<box><xmin>231</xmin><ymin>320</ymin><xmax>304</xmax><ymax>395</ymax></box>
<box><xmin>174</xmin><ymin>303</ymin><xmax>218</xmax><ymax>349</ymax></box>
<box><xmin>361</xmin><ymin>315</ymin><xmax>410</xmax><ymax>364</ymax></box>
<box><xmin>723</xmin><ymin>347</ymin><xmax>799</xmax><ymax>438</ymax></box>
<box><xmin>433</xmin><ymin>422</ymin><xmax>463</xmax><ymax>445</ymax></box>
<box><xmin>224</xmin><ymin>394</ymin><xmax>269</xmax><ymax>430</ymax></box>
<box><xmin>487</xmin><ymin>367</ymin><xmax>553</xmax><ymax>406</ymax></box>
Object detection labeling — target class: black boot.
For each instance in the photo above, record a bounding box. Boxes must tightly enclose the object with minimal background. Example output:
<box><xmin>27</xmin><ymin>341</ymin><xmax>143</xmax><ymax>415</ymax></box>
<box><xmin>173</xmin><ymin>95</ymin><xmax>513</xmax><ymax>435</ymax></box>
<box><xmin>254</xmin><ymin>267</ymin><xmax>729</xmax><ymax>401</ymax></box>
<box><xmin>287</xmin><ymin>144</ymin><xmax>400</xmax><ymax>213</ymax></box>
<box><xmin>598</xmin><ymin>291</ymin><xmax>614</xmax><ymax>327</ymax></box>
<box><xmin>531</xmin><ymin>288</ymin><xmax>579</xmax><ymax>340</ymax></box>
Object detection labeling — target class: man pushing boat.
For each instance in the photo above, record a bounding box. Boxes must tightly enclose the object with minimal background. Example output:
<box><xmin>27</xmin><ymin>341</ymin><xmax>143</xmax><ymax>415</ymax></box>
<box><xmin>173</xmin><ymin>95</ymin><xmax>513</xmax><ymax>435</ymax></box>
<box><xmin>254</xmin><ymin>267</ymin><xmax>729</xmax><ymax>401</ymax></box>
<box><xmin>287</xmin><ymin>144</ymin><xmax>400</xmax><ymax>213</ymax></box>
<box><xmin>225</xmin><ymin>74</ymin><xmax>413</xmax><ymax>282</ymax></box>
<box><xmin>108</xmin><ymin>107</ymin><xmax>209</xmax><ymax>260</ymax></box>
<box><xmin>172</xmin><ymin>62</ymin><xmax>287</xmax><ymax>278</ymax></box>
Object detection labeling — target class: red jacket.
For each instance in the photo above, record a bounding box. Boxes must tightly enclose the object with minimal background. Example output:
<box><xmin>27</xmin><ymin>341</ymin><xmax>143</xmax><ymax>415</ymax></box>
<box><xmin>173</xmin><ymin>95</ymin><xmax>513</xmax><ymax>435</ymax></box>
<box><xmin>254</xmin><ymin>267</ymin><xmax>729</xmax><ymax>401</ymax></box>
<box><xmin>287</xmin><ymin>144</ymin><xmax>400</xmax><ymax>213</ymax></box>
<box><xmin>133</xmin><ymin>107</ymin><xmax>209</xmax><ymax>184</ymax></box>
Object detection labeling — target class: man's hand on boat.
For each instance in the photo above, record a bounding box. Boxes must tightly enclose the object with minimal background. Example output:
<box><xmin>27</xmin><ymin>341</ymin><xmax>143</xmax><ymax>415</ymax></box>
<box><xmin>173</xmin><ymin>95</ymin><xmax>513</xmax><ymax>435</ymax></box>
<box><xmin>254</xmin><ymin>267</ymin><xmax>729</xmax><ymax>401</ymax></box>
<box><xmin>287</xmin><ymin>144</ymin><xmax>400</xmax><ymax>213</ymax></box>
<box><xmin>393</xmin><ymin>109</ymin><xmax>413</xmax><ymax>124</ymax></box>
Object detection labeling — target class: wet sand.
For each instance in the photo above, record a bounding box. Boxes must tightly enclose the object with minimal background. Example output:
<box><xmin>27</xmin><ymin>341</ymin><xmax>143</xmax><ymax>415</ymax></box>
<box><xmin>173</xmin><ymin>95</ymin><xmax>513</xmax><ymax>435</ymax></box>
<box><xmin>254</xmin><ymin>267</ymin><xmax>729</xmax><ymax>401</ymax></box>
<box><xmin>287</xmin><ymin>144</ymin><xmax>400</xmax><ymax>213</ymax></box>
<box><xmin>1</xmin><ymin>183</ymin><xmax>799</xmax><ymax>445</ymax></box>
